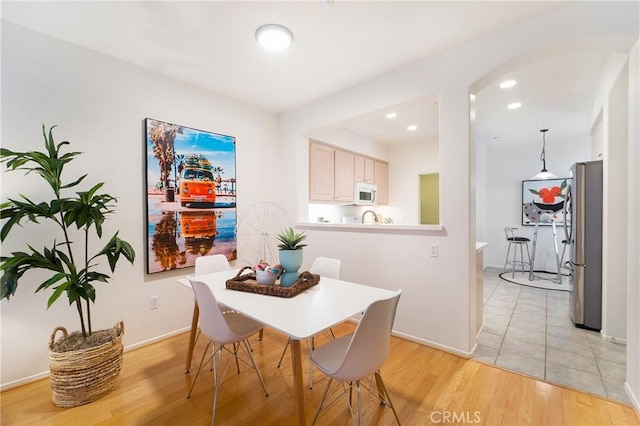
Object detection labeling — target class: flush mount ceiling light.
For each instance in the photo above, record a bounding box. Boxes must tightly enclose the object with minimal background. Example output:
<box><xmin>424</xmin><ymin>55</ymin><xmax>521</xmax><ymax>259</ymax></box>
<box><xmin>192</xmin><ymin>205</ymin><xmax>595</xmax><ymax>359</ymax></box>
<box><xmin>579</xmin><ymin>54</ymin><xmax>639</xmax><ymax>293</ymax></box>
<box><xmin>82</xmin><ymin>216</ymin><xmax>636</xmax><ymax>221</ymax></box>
<box><xmin>407</xmin><ymin>125</ymin><xmax>418</xmax><ymax>131</ymax></box>
<box><xmin>499</xmin><ymin>80</ymin><xmax>517</xmax><ymax>89</ymax></box>
<box><xmin>385</xmin><ymin>112</ymin><xmax>397</xmax><ymax>119</ymax></box>
<box><xmin>255</xmin><ymin>24</ymin><xmax>294</xmax><ymax>51</ymax></box>
<box><xmin>531</xmin><ymin>129</ymin><xmax>558</xmax><ymax>180</ymax></box>
<box><xmin>507</xmin><ymin>102</ymin><xmax>522</xmax><ymax>110</ymax></box>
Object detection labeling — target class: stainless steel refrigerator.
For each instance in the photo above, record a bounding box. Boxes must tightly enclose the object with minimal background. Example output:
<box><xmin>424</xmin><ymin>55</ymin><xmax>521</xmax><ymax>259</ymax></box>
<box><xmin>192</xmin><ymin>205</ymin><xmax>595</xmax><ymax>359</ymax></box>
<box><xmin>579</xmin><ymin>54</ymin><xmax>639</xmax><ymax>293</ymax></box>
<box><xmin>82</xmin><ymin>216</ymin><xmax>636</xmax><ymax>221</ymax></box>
<box><xmin>563</xmin><ymin>160</ymin><xmax>603</xmax><ymax>330</ymax></box>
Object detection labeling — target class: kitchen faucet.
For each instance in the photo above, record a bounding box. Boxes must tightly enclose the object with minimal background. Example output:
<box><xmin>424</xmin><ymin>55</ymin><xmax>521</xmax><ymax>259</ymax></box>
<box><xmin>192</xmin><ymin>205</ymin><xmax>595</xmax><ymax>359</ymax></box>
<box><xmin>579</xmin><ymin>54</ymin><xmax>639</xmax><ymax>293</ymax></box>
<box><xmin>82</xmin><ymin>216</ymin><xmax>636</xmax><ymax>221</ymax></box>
<box><xmin>361</xmin><ymin>210</ymin><xmax>379</xmax><ymax>224</ymax></box>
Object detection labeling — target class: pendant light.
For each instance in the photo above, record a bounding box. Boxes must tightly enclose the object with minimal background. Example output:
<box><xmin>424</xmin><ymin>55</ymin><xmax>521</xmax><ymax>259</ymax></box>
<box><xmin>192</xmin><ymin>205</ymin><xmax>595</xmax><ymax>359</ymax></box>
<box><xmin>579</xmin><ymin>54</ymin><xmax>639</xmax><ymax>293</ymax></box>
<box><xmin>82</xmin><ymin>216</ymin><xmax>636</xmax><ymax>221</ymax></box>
<box><xmin>531</xmin><ymin>129</ymin><xmax>558</xmax><ymax>180</ymax></box>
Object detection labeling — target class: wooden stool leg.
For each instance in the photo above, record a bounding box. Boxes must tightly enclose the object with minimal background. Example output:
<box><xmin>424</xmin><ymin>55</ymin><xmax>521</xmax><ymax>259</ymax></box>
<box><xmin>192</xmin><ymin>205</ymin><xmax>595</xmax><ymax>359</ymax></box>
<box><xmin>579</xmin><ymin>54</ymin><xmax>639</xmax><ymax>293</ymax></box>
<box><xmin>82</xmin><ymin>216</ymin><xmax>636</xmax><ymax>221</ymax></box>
<box><xmin>185</xmin><ymin>302</ymin><xmax>199</xmax><ymax>373</ymax></box>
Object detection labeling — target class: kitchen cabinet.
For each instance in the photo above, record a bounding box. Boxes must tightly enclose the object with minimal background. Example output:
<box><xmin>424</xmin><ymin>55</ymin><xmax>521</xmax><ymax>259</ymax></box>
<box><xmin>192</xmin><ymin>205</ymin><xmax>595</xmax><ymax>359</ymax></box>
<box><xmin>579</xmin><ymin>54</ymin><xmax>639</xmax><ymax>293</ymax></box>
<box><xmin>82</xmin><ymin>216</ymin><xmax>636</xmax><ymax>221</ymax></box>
<box><xmin>309</xmin><ymin>140</ymin><xmax>388</xmax><ymax>205</ymax></box>
<box><xmin>354</xmin><ymin>156</ymin><xmax>374</xmax><ymax>183</ymax></box>
<box><xmin>374</xmin><ymin>160</ymin><xmax>389</xmax><ymax>205</ymax></box>
<box><xmin>309</xmin><ymin>142</ymin><xmax>334</xmax><ymax>202</ymax></box>
<box><xmin>334</xmin><ymin>150</ymin><xmax>355</xmax><ymax>202</ymax></box>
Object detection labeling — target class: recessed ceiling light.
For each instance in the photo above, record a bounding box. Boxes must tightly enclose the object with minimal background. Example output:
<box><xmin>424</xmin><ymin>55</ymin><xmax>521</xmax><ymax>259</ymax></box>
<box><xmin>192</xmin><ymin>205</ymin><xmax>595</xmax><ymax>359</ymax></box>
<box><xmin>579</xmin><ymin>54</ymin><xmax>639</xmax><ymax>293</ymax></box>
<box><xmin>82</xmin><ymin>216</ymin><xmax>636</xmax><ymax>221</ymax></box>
<box><xmin>500</xmin><ymin>80</ymin><xmax>517</xmax><ymax>89</ymax></box>
<box><xmin>507</xmin><ymin>102</ymin><xmax>522</xmax><ymax>110</ymax></box>
<box><xmin>407</xmin><ymin>125</ymin><xmax>418</xmax><ymax>131</ymax></box>
<box><xmin>255</xmin><ymin>24</ymin><xmax>294</xmax><ymax>51</ymax></box>
<box><xmin>385</xmin><ymin>112</ymin><xmax>397</xmax><ymax>119</ymax></box>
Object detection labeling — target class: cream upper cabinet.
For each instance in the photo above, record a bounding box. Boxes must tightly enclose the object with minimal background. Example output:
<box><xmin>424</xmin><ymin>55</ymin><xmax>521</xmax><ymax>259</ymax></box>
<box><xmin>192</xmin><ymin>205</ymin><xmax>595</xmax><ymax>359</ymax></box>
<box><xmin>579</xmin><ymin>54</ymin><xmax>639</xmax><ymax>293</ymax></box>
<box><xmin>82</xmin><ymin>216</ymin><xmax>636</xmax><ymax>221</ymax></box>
<box><xmin>334</xmin><ymin>150</ymin><xmax>355</xmax><ymax>202</ymax></box>
<box><xmin>309</xmin><ymin>140</ymin><xmax>388</xmax><ymax>205</ymax></box>
<box><xmin>309</xmin><ymin>142</ymin><xmax>334</xmax><ymax>202</ymax></box>
<box><xmin>354</xmin><ymin>155</ymin><xmax>375</xmax><ymax>183</ymax></box>
<box><xmin>374</xmin><ymin>160</ymin><xmax>389</xmax><ymax>205</ymax></box>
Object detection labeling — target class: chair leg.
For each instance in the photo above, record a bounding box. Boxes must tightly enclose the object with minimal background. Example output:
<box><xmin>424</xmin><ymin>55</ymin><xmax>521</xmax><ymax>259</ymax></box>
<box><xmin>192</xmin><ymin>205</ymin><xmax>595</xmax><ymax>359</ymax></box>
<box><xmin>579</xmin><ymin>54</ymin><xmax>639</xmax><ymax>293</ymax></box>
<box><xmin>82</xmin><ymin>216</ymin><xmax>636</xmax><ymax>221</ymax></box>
<box><xmin>312</xmin><ymin>377</ymin><xmax>333</xmax><ymax>425</ymax></box>
<box><xmin>503</xmin><ymin>242</ymin><xmax>512</xmax><ymax>273</ymax></box>
<box><xmin>277</xmin><ymin>338</ymin><xmax>291</xmax><ymax>368</ymax></box>
<box><xmin>309</xmin><ymin>337</ymin><xmax>314</xmax><ymax>389</ymax></box>
<box><xmin>242</xmin><ymin>339</ymin><xmax>269</xmax><ymax>396</ymax></box>
<box><xmin>374</xmin><ymin>371</ymin><xmax>401</xmax><ymax>425</ymax></box>
<box><xmin>211</xmin><ymin>344</ymin><xmax>224</xmax><ymax>426</ymax></box>
<box><xmin>232</xmin><ymin>343</ymin><xmax>240</xmax><ymax>374</ymax></box>
<box><xmin>511</xmin><ymin>241</ymin><xmax>518</xmax><ymax>278</ymax></box>
<box><xmin>519</xmin><ymin>243</ymin><xmax>525</xmax><ymax>273</ymax></box>
<box><xmin>356</xmin><ymin>381</ymin><xmax>362</xmax><ymax>426</ymax></box>
<box><xmin>187</xmin><ymin>341</ymin><xmax>213</xmax><ymax>398</ymax></box>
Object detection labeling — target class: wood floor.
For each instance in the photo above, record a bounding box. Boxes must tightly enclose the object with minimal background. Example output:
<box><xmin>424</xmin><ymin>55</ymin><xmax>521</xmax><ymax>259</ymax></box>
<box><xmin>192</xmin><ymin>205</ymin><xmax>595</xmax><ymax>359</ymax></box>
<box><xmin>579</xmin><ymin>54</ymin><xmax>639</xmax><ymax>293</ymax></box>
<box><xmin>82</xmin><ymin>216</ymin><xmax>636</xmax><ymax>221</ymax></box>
<box><xmin>2</xmin><ymin>323</ymin><xmax>638</xmax><ymax>425</ymax></box>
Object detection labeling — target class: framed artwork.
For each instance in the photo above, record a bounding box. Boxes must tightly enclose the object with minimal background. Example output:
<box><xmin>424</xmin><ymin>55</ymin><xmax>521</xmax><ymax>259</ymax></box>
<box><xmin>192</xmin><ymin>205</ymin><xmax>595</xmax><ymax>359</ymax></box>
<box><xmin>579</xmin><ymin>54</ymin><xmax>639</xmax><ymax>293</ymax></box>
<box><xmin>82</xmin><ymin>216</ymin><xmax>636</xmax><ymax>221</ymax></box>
<box><xmin>144</xmin><ymin>118</ymin><xmax>237</xmax><ymax>274</ymax></box>
<box><xmin>522</xmin><ymin>178</ymin><xmax>569</xmax><ymax>226</ymax></box>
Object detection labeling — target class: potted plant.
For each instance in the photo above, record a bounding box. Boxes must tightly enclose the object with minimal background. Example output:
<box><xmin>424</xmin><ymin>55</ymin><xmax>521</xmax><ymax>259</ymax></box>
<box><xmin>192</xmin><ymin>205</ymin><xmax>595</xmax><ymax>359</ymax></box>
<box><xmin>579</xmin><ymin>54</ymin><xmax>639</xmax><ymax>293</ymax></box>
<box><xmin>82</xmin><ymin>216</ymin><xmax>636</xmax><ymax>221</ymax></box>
<box><xmin>275</xmin><ymin>227</ymin><xmax>307</xmax><ymax>286</ymax></box>
<box><xmin>0</xmin><ymin>125</ymin><xmax>136</xmax><ymax>407</ymax></box>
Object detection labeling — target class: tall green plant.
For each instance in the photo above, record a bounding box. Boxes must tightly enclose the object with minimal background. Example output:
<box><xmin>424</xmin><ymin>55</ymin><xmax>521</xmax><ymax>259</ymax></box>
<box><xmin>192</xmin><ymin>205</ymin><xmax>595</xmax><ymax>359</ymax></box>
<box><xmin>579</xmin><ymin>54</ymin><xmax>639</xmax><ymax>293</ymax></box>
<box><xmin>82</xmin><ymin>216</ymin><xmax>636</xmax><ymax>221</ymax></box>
<box><xmin>0</xmin><ymin>125</ymin><xmax>135</xmax><ymax>337</ymax></box>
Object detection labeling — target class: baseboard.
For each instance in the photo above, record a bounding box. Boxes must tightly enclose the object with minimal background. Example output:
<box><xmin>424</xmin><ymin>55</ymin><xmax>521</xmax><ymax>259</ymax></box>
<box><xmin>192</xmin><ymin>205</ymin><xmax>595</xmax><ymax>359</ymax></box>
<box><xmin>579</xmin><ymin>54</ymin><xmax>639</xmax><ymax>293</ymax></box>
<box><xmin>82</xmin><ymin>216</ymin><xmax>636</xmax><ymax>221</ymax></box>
<box><xmin>344</xmin><ymin>317</ymin><xmax>475</xmax><ymax>358</ymax></box>
<box><xmin>624</xmin><ymin>381</ymin><xmax>640</xmax><ymax>416</ymax></box>
<box><xmin>391</xmin><ymin>330</ymin><xmax>474</xmax><ymax>358</ymax></box>
<box><xmin>0</xmin><ymin>326</ymin><xmax>192</xmax><ymax>392</ymax></box>
<box><xmin>124</xmin><ymin>326</ymin><xmax>192</xmax><ymax>352</ymax></box>
<box><xmin>0</xmin><ymin>371</ymin><xmax>50</xmax><ymax>392</ymax></box>
<box><xmin>600</xmin><ymin>330</ymin><xmax>627</xmax><ymax>345</ymax></box>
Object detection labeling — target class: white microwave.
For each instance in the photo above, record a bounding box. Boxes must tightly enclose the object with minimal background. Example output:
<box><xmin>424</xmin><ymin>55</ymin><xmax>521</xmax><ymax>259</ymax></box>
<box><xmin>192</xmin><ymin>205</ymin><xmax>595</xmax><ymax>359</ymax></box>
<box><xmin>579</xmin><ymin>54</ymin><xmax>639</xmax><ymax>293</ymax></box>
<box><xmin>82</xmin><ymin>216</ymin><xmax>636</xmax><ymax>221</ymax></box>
<box><xmin>353</xmin><ymin>182</ymin><xmax>377</xmax><ymax>205</ymax></box>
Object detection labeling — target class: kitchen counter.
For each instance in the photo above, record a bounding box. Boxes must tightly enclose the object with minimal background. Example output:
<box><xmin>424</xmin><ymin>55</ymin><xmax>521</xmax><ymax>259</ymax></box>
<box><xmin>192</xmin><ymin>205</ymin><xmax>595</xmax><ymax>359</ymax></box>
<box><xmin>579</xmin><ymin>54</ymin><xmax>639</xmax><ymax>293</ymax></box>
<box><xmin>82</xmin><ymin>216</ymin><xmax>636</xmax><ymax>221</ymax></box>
<box><xmin>296</xmin><ymin>222</ymin><xmax>445</xmax><ymax>235</ymax></box>
<box><xmin>476</xmin><ymin>242</ymin><xmax>488</xmax><ymax>251</ymax></box>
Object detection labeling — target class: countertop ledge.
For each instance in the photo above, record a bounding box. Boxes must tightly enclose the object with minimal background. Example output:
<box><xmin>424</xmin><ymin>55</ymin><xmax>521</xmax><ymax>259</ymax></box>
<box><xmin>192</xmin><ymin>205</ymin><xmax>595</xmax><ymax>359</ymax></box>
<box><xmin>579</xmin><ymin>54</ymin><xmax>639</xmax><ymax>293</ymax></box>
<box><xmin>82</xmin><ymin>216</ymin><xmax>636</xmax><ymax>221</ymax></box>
<box><xmin>296</xmin><ymin>222</ymin><xmax>445</xmax><ymax>235</ymax></box>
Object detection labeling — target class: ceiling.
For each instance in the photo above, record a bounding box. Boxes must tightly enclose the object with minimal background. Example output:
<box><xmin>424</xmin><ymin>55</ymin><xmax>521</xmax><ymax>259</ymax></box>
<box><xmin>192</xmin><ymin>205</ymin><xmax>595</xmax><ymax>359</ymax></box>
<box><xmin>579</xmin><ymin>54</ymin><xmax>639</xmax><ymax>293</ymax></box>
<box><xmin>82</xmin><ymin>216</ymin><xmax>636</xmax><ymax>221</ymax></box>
<box><xmin>1</xmin><ymin>1</ymin><xmax>629</xmax><ymax>146</ymax></box>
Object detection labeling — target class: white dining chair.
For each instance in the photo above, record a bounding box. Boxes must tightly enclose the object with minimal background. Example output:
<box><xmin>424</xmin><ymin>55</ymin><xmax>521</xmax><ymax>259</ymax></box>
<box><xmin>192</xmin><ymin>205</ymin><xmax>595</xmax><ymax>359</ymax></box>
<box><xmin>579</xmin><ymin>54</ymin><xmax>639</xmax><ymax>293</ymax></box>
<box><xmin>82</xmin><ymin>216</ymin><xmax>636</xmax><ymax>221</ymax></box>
<box><xmin>186</xmin><ymin>278</ymin><xmax>268</xmax><ymax>426</ymax></box>
<box><xmin>310</xmin><ymin>289</ymin><xmax>402</xmax><ymax>426</ymax></box>
<box><xmin>276</xmin><ymin>256</ymin><xmax>341</xmax><ymax>388</ymax></box>
<box><xmin>184</xmin><ymin>255</ymin><xmax>233</xmax><ymax>373</ymax></box>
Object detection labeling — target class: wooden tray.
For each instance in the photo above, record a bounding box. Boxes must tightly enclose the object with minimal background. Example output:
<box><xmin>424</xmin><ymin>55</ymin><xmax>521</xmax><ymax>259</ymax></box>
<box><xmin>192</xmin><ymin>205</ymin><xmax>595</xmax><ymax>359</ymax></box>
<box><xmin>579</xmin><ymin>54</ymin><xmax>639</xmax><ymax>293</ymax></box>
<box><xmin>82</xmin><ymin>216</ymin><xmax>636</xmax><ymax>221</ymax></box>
<box><xmin>225</xmin><ymin>266</ymin><xmax>320</xmax><ymax>298</ymax></box>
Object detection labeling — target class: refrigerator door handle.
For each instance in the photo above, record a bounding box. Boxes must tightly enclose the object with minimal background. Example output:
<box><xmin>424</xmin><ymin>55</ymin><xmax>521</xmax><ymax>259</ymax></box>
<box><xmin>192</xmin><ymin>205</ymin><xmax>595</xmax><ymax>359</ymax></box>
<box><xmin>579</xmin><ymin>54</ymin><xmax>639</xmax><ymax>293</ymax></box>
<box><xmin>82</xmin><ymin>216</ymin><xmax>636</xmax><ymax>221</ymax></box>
<box><xmin>563</xmin><ymin>184</ymin><xmax>572</xmax><ymax>243</ymax></box>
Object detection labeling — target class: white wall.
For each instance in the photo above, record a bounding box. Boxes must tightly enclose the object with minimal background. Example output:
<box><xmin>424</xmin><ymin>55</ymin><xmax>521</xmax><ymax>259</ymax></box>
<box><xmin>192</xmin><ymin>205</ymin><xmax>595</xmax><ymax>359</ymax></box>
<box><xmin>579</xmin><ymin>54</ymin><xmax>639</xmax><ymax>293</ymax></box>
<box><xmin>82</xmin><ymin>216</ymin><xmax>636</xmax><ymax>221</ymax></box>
<box><xmin>602</xmin><ymin>62</ymin><xmax>629</xmax><ymax>341</ymax></box>
<box><xmin>625</xmin><ymin>40</ymin><xmax>640</xmax><ymax>413</ymax></box>
<box><xmin>281</xmin><ymin>2</ymin><xmax>639</xmax><ymax>359</ymax></box>
<box><xmin>0</xmin><ymin>22</ymin><xmax>281</xmax><ymax>388</ymax></box>
<box><xmin>388</xmin><ymin>140</ymin><xmax>439</xmax><ymax>225</ymax></box>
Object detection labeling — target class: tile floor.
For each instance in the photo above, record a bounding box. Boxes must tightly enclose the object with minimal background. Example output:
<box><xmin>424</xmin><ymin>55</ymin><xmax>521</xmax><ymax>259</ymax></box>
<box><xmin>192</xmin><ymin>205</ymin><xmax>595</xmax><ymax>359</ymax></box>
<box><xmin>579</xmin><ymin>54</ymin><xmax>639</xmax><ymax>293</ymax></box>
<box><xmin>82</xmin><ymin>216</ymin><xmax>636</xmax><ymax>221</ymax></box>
<box><xmin>473</xmin><ymin>267</ymin><xmax>631</xmax><ymax>405</ymax></box>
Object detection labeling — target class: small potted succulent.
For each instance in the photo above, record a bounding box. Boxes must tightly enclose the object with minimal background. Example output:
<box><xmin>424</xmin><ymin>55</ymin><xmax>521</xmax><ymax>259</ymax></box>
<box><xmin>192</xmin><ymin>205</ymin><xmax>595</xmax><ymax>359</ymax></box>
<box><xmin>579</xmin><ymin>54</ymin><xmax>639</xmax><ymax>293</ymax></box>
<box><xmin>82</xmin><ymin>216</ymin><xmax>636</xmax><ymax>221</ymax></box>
<box><xmin>276</xmin><ymin>227</ymin><xmax>307</xmax><ymax>286</ymax></box>
<box><xmin>253</xmin><ymin>260</ymin><xmax>282</xmax><ymax>285</ymax></box>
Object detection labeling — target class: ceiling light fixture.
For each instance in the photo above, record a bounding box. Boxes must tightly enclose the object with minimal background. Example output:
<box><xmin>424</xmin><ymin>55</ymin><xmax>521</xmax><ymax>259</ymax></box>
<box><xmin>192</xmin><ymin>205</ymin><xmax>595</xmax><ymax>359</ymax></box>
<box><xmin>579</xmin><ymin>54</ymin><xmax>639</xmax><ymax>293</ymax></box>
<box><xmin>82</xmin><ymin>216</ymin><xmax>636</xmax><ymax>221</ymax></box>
<box><xmin>507</xmin><ymin>102</ymin><xmax>522</xmax><ymax>110</ymax></box>
<box><xmin>499</xmin><ymin>80</ymin><xmax>517</xmax><ymax>89</ymax></box>
<box><xmin>255</xmin><ymin>24</ymin><xmax>294</xmax><ymax>51</ymax></box>
<box><xmin>385</xmin><ymin>112</ymin><xmax>397</xmax><ymax>119</ymax></box>
<box><xmin>407</xmin><ymin>125</ymin><xmax>418</xmax><ymax>131</ymax></box>
<box><xmin>531</xmin><ymin>129</ymin><xmax>558</xmax><ymax>180</ymax></box>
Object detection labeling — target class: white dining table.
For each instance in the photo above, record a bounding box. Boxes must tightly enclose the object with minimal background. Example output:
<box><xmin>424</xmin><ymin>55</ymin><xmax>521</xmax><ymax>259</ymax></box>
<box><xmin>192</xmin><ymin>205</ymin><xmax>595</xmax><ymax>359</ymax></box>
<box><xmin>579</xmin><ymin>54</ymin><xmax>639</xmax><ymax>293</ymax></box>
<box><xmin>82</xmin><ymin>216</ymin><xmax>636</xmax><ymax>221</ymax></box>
<box><xmin>177</xmin><ymin>269</ymin><xmax>396</xmax><ymax>426</ymax></box>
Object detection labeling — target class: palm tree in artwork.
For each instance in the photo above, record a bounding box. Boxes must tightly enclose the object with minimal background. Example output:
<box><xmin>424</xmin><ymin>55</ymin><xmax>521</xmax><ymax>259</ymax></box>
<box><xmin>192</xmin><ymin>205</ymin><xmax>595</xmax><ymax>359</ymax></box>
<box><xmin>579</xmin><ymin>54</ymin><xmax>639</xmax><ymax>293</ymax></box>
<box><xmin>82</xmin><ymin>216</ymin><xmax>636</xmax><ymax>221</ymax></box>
<box><xmin>213</xmin><ymin>166</ymin><xmax>224</xmax><ymax>193</ymax></box>
<box><xmin>174</xmin><ymin>153</ymin><xmax>186</xmax><ymax>188</ymax></box>
<box><xmin>148</xmin><ymin>120</ymin><xmax>183</xmax><ymax>202</ymax></box>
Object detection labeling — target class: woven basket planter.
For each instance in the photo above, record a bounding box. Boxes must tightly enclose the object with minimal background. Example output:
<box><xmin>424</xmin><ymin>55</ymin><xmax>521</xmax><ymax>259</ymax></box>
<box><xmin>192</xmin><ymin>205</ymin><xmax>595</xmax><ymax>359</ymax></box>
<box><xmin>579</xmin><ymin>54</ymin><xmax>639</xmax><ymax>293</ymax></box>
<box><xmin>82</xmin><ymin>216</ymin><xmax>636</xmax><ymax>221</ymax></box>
<box><xmin>48</xmin><ymin>321</ymin><xmax>124</xmax><ymax>408</ymax></box>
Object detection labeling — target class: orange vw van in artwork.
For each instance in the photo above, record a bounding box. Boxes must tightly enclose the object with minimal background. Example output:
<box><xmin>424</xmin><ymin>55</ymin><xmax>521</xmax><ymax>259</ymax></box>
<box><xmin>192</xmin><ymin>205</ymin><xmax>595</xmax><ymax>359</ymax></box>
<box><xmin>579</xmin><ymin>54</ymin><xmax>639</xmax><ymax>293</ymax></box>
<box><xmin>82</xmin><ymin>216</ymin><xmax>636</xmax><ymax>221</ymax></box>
<box><xmin>179</xmin><ymin>166</ymin><xmax>216</xmax><ymax>207</ymax></box>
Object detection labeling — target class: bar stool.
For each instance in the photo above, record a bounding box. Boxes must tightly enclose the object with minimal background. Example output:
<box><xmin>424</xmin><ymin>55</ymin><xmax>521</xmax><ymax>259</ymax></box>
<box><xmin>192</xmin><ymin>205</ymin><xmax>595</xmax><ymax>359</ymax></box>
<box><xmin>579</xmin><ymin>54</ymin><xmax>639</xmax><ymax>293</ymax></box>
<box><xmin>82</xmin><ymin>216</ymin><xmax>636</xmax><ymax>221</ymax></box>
<box><xmin>503</xmin><ymin>227</ymin><xmax>531</xmax><ymax>277</ymax></box>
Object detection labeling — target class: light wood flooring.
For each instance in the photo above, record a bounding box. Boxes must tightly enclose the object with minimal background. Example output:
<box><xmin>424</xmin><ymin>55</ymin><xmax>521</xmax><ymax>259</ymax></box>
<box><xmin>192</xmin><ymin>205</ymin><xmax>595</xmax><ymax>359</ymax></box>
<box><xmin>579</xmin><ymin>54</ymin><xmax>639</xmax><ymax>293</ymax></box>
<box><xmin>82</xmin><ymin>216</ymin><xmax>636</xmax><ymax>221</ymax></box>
<box><xmin>1</xmin><ymin>323</ymin><xmax>638</xmax><ymax>425</ymax></box>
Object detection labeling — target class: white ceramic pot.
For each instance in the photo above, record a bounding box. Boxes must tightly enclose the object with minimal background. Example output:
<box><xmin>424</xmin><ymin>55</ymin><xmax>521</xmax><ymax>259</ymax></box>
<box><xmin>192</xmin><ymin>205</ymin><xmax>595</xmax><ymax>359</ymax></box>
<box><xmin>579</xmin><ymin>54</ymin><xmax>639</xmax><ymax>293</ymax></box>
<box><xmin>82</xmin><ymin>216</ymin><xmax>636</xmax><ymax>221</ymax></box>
<box><xmin>255</xmin><ymin>269</ymin><xmax>277</xmax><ymax>285</ymax></box>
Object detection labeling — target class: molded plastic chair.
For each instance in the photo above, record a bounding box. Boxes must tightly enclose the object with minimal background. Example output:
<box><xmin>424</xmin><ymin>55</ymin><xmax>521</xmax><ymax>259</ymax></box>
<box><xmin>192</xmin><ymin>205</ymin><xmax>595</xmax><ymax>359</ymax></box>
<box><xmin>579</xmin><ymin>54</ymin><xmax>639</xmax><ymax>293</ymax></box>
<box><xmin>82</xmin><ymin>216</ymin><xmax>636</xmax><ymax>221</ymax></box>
<box><xmin>503</xmin><ymin>227</ymin><xmax>531</xmax><ymax>278</ymax></box>
<box><xmin>310</xmin><ymin>289</ymin><xmax>402</xmax><ymax>425</ymax></box>
<box><xmin>186</xmin><ymin>278</ymin><xmax>268</xmax><ymax>425</ymax></box>
<box><xmin>276</xmin><ymin>257</ymin><xmax>341</xmax><ymax>388</ymax></box>
<box><xmin>195</xmin><ymin>254</ymin><xmax>232</xmax><ymax>275</ymax></box>
<box><xmin>184</xmin><ymin>255</ymin><xmax>233</xmax><ymax>373</ymax></box>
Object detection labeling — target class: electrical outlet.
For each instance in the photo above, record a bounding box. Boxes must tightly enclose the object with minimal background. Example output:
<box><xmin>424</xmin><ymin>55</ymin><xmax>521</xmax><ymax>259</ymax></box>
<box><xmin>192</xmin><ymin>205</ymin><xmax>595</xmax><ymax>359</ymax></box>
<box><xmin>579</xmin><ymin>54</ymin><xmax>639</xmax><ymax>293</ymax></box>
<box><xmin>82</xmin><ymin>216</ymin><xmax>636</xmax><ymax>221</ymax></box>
<box><xmin>430</xmin><ymin>244</ymin><xmax>439</xmax><ymax>258</ymax></box>
<box><xmin>150</xmin><ymin>296</ymin><xmax>158</xmax><ymax>310</ymax></box>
